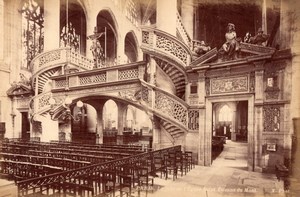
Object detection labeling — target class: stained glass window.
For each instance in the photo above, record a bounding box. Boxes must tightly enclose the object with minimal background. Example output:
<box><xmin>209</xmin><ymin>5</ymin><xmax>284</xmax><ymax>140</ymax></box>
<box><xmin>21</xmin><ymin>0</ymin><xmax>44</xmax><ymax>69</ymax></box>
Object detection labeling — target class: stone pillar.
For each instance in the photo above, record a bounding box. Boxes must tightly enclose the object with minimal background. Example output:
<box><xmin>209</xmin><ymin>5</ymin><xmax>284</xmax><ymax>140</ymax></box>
<box><xmin>198</xmin><ymin>71</ymin><xmax>206</xmax><ymax>105</ymax></box>
<box><xmin>254</xmin><ymin>62</ymin><xmax>265</xmax><ymax>104</ymax></box>
<box><xmin>156</xmin><ymin>0</ymin><xmax>177</xmax><ymax>36</ymax></box>
<box><xmin>261</xmin><ymin>0</ymin><xmax>267</xmax><ymax>33</ymax></box>
<box><xmin>231</xmin><ymin>103</ymin><xmax>237</xmax><ymax>141</ymax></box>
<box><xmin>247</xmin><ymin>96</ymin><xmax>256</xmax><ymax>171</ymax></box>
<box><xmin>117</xmin><ymin>103</ymin><xmax>127</xmax><ymax>144</ymax></box>
<box><xmin>151</xmin><ymin>115</ymin><xmax>161</xmax><ymax>150</ymax></box>
<box><xmin>148</xmin><ymin>56</ymin><xmax>157</xmax><ymax>85</ymax></box>
<box><xmin>117</xmin><ymin>34</ymin><xmax>127</xmax><ymax>64</ymax></box>
<box><xmin>181</xmin><ymin>0</ymin><xmax>194</xmax><ymax>39</ymax></box>
<box><xmin>253</xmin><ymin>62</ymin><xmax>265</xmax><ymax>171</ymax></box>
<box><xmin>43</xmin><ymin>0</ymin><xmax>60</xmax><ymax>51</ymax></box>
<box><xmin>95</xmin><ymin>104</ymin><xmax>104</xmax><ymax>144</ymax></box>
<box><xmin>198</xmin><ymin>71</ymin><xmax>207</xmax><ymax>165</ymax></box>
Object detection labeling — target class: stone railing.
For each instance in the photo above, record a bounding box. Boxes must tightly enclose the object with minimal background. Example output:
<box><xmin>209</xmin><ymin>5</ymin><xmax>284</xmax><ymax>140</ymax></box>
<box><xmin>141</xmin><ymin>82</ymin><xmax>189</xmax><ymax>129</ymax></box>
<box><xmin>31</xmin><ymin>91</ymin><xmax>52</xmax><ymax>115</ymax></box>
<box><xmin>52</xmin><ymin>61</ymin><xmax>146</xmax><ymax>90</ymax></box>
<box><xmin>17</xmin><ymin>145</ymin><xmax>181</xmax><ymax>196</ymax></box>
<box><xmin>176</xmin><ymin>11</ymin><xmax>192</xmax><ymax>46</ymax></box>
<box><xmin>31</xmin><ymin>47</ymin><xmax>93</xmax><ymax>75</ymax></box>
<box><xmin>141</xmin><ymin>26</ymin><xmax>192</xmax><ymax>68</ymax></box>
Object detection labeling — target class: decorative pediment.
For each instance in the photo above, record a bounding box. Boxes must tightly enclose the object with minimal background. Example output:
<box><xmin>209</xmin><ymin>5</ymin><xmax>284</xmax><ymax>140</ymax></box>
<box><xmin>190</xmin><ymin>42</ymin><xmax>276</xmax><ymax>67</ymax></box>
<box><xmin>7</xmin><ymin>83</ymin><xmax>33</xmax><ymax>97</ymax></box>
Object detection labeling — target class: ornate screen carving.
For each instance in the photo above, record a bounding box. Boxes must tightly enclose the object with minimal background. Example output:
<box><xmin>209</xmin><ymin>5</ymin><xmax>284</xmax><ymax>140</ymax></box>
<box><xmin>263</xmin><ymin>105</ymin><xmax>280</xmax><ymax>132</ymax></box>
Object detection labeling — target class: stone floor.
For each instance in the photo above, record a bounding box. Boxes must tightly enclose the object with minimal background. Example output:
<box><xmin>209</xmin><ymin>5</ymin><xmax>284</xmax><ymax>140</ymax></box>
<box><xmin>144</xmin><ymin>140</ymin><xmax>289</xmax><ymax>197</ymax></box>
<box><xmin>0</xmin><ymin>140</ymin><xmax>297</xmax><ymax>197</ymax></box>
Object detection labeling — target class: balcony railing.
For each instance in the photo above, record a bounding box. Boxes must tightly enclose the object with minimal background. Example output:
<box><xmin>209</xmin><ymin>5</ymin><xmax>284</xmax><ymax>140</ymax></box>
<box><xmin>30</xmin><ymin>47</ymin><xmax>93</xmax><ymax>75</ymax></box>
<box><xmin>52</xmin><ymin>61</ymin><xmax>146</xmax><ymax>90</ymax></box>
<box><xmin>141</xmin><ymin>26</ymin><xmax>192</xmax><ymax>68</ymax></box>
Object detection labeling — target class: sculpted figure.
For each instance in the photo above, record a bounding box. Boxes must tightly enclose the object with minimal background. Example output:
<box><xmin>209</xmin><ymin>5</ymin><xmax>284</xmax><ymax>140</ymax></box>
<box><xmin>219</xmin><ymin>23</ymin><xmax>241</xmax><ymax>60</ymax></box>
<box><xmin>249</xmin><ymin>28</ymin><xmax>269</xmax><ymax>46</ymax></box>
<box><xmin>192</xmin><ymin>40</ymin><xmax>211</xmax><ymax>56</ymax></box>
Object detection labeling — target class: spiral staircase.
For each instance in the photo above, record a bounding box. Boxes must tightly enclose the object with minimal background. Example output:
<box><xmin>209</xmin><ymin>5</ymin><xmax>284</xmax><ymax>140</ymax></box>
<box><xmin>30</xmin><ymin>19</ymin><xmax>195</xmax><ymax>143</ymax></box>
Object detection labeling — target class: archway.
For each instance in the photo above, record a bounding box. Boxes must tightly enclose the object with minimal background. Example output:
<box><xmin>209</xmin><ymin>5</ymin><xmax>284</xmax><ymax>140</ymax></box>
<box><xmin>60</xmin><ymin>0</ymin><xmax>87</xmax><ymax>54</ymax></box>
<box><xmin>124</xmin><ymin>32</ymin><xmax>138</xmax><ymax>63</ymax></box>
<box><xmin>96</xmin><ymin>10</ymin><xmax>118</xmax><ymax>66</ymax></box>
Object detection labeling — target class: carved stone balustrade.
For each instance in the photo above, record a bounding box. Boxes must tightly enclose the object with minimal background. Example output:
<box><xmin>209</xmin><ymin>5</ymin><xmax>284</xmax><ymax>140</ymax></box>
<box><xmin>141</xmin><ymin>26</ymin><xmax>192</xmax><ymax>68</ymax></box>
<box><xmin>31</xmin><ymin>47</ymin><xmax>94</xmax><ymax>76</ymax></box>
<box><xmin>51</xmin><ymin>61</ymin><xmax>146</xmax><ymax>90</ymax></box>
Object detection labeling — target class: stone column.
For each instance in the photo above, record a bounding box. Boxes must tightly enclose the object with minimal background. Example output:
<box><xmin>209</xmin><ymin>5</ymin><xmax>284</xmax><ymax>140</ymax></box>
<box><xmin>43</xmin><ymin>0</ymin><xmax>60</xmax><ymax>51</ymax></box>
<box><xmin>156</xmin><ymin>0</ymin><xmax>177</xmax><ymax>36</ymax></box>
<box><xmin>151</xmin><ymin>115</ymin><xmax>161</xmax><ymax>150</ymax></box>
<box><xmin>253</xmin><ymin>61</ymin><xmax>265</xmax><ymax>171</ymax></box>
<box><xmin>148</xmin><ymin>56</ymin><xmax>157</xmax><ymax>85</ymax></box>
<box><xmin>231</xmin><ymin>103</ymin><xmax>237</xmax><ymax>141</ymax></box>
<box><xmin>95</xmin><ymin>104</ymin><xmax>105</xmax><ymax>144</ymax></box>
<box><xmin>198</xmin><ymin>71</ymin><xmax>207</xmax><ymax>165</ymax></box>
<box><xmin>261</xmin><ymin>0</ymin><xmax>267</xmax><ymax>33</ymax></box>
<box><xmin>117</xmin><ymin>103</ymin><xmax>127</xmax><ymax>144</ymax></box>
<box><xmin>181</xmin><ymin>0</ymin><xmax>194</xmax><ymax>39</ymax></box>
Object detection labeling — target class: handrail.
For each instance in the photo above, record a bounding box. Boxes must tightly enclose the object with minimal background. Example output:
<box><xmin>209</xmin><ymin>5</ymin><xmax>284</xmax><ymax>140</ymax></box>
<box><xmin>176</xmin><ymin>11</ymin><xmax>192</xmax><ymax>46</ymax></box>
<box><xmin>30</xmin><ymin>47</ymin><xmax>93</xmax><ymax>75</ymax></box>
<box><xmin>141</xmin><ymin>81</ymin><xmax>188</xmax><ymax>129</ymax></box>
<box><xmin>17</xmin><ymin>145</ymin><xmax>181</xmax><ymax>196</ymax></box>
<box><xmin>30</xmin><ymin>91</ymin><xmax>52</xmax><ymax>117</ymax></box>
<box><xmin>141</xmin><ymin>26</ymin><xmax>192</xmax><ymax>68</ymax></box>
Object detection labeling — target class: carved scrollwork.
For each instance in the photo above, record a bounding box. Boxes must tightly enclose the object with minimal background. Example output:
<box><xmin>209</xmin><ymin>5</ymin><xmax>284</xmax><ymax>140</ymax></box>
<box><xmin>155</xmin><ymin>91</ymin><xmax>187</xmax><ymax>126</ymax></box>
<box><xmin>156</xmin><ymin>34</ymin><xmax>188</xmax><ymax>64</ymax></box>
<box><xmin>188</xmin><ymin>109</ymin><xmax>199</xmax><ymax>131</ymax></box>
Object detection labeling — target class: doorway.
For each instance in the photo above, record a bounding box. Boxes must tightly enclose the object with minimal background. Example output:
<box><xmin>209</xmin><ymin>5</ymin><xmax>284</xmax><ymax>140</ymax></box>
<box><xmin>212</xmin><ymin>101</ymin><xmax>249</xmax><ymax>165</ymax></box>
<box><xmin>21</xmin><ymin>112</ymin><xmax>30</xmax><ymax>140</ymax></box>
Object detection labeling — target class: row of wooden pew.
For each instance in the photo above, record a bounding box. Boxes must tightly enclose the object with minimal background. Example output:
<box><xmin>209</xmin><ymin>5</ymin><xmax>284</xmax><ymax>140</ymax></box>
<box><xmin>0</xmin><ymin>139</ymin><xmax>145</xmax><ymax>182</ymax></box>
<box><xmin>17</xmin><ymin>146</ymin><xmax>195</xmax><ymax>197</ymax></box>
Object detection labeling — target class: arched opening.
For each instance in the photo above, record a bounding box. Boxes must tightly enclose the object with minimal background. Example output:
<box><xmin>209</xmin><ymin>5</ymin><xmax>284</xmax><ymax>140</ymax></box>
<box><xmin>103</xmin><ymin>100</ymin><xmax>118</xmax><ymax>144</ymax></box>
<box><xmin>124</xmin><ymin>32</ymin><xmax>138</xmax><ymax>63</ymax></box>
<box><xmin>60</xmin><ymin>0</ymin><xmax>87</xmax><ymax>54</ymax></box>
<box><xmin>96</xmin><ymin>10</ymin><xmax>118</xmax><ymax>66</ymax></box>
<box><xmin>70</xmin><ymin>103</ymin><xmax>97</xmax><ymax>144</ymax></box>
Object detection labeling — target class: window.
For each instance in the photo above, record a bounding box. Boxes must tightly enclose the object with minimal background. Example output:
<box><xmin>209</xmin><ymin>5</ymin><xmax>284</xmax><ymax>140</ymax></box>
<box><xmin>219</xmin><ymin>105</ymin><xmax>232</xmax><ymax>122</ymax></box>
<box><xmin>21</xmin><ymin>0</ymin><xmax>44</xmax><ymax>69</ymax></box>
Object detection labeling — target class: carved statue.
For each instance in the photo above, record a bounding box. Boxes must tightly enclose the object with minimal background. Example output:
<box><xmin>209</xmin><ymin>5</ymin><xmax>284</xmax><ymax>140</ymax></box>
<box><xmin>192</xmin><ymin>40</ymin><xmax>211</xmax><ymax>56</ymax></box>
<box><xmin>219</xmin><ymin>23</ymin><xmax>241</xmax><ymax>60</ymax></box>
<box><xmin>248</xmin><ymin>28</ymin><xmax>269</xmax><ymax>46</ymax></box>
<box><xmin>90</xmin><ymin>39</ymin><xmax>105</xmax><ymax>68</ymax></box>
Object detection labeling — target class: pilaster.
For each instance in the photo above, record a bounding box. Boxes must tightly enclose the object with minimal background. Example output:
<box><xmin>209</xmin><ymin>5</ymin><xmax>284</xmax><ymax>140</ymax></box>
<box><xmin>254</xmin><ymin>61</ymin><xmax>265</xmax><ymax>104</ymax></box>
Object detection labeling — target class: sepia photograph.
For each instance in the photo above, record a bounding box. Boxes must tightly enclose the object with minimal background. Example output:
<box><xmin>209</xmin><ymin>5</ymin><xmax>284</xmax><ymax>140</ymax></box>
<box><xmin>0</xmin><ymin>0</ymin><xmax>300</xmax><ymax>196</ymax></box>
